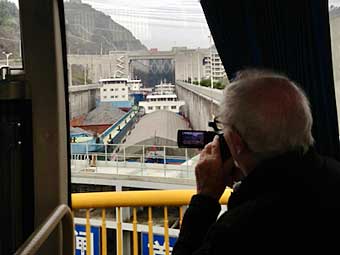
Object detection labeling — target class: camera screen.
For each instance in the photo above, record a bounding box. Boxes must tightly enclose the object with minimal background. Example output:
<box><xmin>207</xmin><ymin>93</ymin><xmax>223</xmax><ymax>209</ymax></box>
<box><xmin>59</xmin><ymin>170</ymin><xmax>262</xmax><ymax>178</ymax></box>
<box><xmin>181</xmin><ymin>131</ymin><xmax>205</xmax><ymax>146</ymax></box>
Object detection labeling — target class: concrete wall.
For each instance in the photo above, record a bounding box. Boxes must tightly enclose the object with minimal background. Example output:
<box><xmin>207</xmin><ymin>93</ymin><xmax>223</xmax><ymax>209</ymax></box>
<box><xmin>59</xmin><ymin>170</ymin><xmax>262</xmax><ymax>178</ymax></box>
<box><xmin>68</xmin><ymin>84</ymin><xmax>100</xmax><ymax>118</ymax></box>
<box><xmin>66</xmin><ymin>47</ymin><xmax>216</xmax><ymax>85</ymax></box>
<box><xmin>68</xmin><ymin>53</ymin><xmax>129</xmax><ymax>83</ymax></box>
<box><xmin>176</xmin><ymin>81</ymin><xmax>220</xmax><ymax>130</ymax></box>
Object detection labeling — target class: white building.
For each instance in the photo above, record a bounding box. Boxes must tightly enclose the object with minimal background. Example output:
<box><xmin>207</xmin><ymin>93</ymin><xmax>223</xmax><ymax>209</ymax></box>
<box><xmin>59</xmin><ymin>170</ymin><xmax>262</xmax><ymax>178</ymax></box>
<box><xmin>99</xmin><ymin>78</ymin><xmax>129</xmax><ymax>102</ymax></box>
<box><xmin>173</xmin><ymin>46</ymin><xmax>227</xmax><ymax>84</ymax></box>
<box><xmin>204</xmin><ymin>50</ymin><xmax>227</xmax><ymax>83</ymax></box>
<box><xmin>139</xmin><ymin>94</ymin><xmax>185</xmax><ymax>114</ymax></box>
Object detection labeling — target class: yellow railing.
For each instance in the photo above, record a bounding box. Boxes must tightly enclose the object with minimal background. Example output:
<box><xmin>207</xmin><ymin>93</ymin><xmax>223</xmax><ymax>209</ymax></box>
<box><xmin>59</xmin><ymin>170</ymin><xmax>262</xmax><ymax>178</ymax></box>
<box><xmin>72</xmin><ymin>189</ymin><xmax>232</xmax><ymax>255</ymax></box>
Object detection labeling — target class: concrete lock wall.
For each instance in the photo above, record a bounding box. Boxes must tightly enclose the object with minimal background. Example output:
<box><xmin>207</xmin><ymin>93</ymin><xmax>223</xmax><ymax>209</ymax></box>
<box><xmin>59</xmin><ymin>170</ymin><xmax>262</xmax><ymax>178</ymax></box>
<box><xmin>176</xmin><ymin>82</ymin><xmax>220</xmax><ymax>131</ymax></box>
<box><xmin>69</xmin><ymin>85</ymin><xmax>100</xmax><ymax>118</ymax></box>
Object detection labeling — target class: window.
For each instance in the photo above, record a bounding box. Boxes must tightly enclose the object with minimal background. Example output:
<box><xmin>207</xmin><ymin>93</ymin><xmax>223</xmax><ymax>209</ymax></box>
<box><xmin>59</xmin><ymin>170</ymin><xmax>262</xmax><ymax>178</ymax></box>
<box><xmin>64</xmin><ymin>0</ymin><xmax>214</xmax><ymax>194</ymax></box>
<box><xmin>330</xmin><ymin>6</ymin><xmax>340</xmax><ymax>130</ymax></box>
<box><xmin>62</xmin><ymin>2</ymin><xmax>221</xmax><ymax>253</ymax></box>
<box><xmin>0</xmin><ymin>1</ymin><xmax>22</xmax><ymax>68</ymax></box>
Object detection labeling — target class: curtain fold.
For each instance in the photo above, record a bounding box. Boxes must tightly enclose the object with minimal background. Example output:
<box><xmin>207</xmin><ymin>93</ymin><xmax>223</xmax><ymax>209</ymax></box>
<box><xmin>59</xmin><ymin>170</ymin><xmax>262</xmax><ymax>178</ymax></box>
<box><xmin>201</xmin><ymin>0</ymin><xmax>340</xmax><ymax>159</ymax></box>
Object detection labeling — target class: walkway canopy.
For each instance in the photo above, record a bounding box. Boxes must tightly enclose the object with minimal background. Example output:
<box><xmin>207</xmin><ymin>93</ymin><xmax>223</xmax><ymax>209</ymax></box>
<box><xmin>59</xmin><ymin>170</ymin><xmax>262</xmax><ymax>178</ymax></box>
<box><xmin>123</xmin><ymin>110</ymin><xmax>190</xmax><ymax>156</ymax></box>
<box><xmin>125</xmin><ymin>110</ymin><xmax>190</xmax><ymax>146</ymax></box>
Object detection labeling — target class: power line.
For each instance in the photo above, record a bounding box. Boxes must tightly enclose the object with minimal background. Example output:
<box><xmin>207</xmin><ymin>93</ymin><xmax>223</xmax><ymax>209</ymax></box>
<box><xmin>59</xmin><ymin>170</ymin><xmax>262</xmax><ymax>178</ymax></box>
<box><xmin>67</xmin><ymin>33</ymin><xmax>96</xmax><ymax>43</ymax></box>
<box><xmin>0</xmin><ymin>37</ymin><xmax>20</xmax><ymax>42</ymax></box>
<box><xmin>101</xmin><ymin>8</ymin><xmax>206</xmax><ymax>23</ymax></box>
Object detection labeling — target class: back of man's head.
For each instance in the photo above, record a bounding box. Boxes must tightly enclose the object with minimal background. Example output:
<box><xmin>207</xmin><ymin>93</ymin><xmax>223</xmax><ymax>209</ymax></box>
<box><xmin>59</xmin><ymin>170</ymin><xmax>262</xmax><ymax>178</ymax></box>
<box><xmin>219</xmin><ymin>69</ymin><xmax>314</xmax><ymax>159</ymax></box>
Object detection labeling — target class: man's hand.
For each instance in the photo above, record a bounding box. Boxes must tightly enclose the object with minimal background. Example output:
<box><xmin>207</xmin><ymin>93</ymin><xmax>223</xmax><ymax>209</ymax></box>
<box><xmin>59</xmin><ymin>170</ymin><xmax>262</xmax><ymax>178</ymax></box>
<box><xmin>195</xmin><ymin>136</ymin><xmax>235</xmax><ymax>200</ymax></box>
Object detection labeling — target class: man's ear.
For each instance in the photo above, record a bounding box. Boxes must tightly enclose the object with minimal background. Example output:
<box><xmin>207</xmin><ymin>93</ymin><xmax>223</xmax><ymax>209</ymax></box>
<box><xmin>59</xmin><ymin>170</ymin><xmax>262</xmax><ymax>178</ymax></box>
<box><xmin>225</xmin><ymin>130</ymin><xmax>245</xmax><ymax>159</ymax></box>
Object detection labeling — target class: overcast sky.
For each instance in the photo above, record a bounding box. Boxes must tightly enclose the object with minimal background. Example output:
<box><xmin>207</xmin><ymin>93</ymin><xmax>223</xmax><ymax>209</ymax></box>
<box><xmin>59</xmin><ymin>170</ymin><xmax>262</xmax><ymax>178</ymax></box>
<box><xmin>80</xmin><ymin>0</ymin><xmax>211</xmax><ymax>51</ymax></box>
<box><xmin>330</xmin><ymin>0</ymin><xmax>340</xmax><ymax>6</ymax></box>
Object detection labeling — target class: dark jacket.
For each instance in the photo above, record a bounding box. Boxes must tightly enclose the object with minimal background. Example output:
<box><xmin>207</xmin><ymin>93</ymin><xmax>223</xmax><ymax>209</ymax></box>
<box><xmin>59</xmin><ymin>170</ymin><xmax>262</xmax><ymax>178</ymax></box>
<box><xmin>173</xmin><ymin>148</ymin><xmax>340</xmax><ymax>254</ymax></box>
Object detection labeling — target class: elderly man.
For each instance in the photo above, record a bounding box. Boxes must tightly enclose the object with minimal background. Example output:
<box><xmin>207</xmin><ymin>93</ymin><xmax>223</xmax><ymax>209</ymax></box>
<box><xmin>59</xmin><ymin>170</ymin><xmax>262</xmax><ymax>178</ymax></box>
<box><xmin>173</xmin><ymin>70</ymin><xmax>340</xmax><ymax>254</ymax></box>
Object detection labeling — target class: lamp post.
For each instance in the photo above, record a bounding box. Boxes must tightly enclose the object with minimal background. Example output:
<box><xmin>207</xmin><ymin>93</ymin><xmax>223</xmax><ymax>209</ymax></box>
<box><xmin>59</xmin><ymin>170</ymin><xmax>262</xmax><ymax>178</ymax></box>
<box><xmin>197</xmin><ymin>47</ymin><xmax>201</xmax><ymax>85</ymax></box>
<box><xmin>208</xmin><ymin>35</ymin><xmax>213</xmax><ymax>88</ymax></box>
<box><xmin>2</xmin><ymin>52</ymin><xmax>12</xmax><ymax>66</ymax></box>
<box><xmin>190</xmin><ymin>51</ymin><xmax>193</xmax><ymax>84</ymax></box>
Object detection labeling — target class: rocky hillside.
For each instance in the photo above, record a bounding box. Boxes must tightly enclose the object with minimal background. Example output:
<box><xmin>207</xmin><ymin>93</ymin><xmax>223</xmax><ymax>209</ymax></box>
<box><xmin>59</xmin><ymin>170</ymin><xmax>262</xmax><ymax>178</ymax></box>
<box><xmin>64</xmin><ymin>2</ymin><xmax>147</xmax><ymax>54</ymax></box>
<box><xmin>0</xmin><ymin>0</ymin><xmax>147</xmax><ymax>60</ymax></box>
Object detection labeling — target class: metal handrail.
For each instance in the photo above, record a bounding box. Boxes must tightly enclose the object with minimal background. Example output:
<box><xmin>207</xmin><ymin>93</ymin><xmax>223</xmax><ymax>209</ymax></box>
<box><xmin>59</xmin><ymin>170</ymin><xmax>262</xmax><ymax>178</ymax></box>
<box><xmin>72</xmin><ymin>189</ymin><xmax>232</xmax><ymax>208</ymax></box>
<box><xmin>72</xmin><ymin>189</ymin><xmax>232</xmax><ymax>255</ymax></box>
<box><xmin>14</xmin><ymin>204</ymin><xmax>74</xmax><ymax>255</ymax></box>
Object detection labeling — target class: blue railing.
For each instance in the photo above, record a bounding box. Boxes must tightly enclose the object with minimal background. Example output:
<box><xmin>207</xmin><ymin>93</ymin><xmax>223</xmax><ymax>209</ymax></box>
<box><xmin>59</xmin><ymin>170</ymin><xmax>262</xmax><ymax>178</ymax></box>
<box><xmin>100</xmin><ymin>109</ymin><xmax>135</xmax><ymax>139</ymax></box>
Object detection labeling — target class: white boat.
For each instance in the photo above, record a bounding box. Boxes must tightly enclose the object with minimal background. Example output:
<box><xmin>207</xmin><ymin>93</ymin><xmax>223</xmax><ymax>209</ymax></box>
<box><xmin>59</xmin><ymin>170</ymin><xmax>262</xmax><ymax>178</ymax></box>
<box><xmin>138</xmin><ymin>92</ymin><xmax>185</xmax><ymax>114</ymax></box>
<box><xmin>154</xmin><ymin>83</ymin><xmax>176</xmax><ymax>95</ymax></box>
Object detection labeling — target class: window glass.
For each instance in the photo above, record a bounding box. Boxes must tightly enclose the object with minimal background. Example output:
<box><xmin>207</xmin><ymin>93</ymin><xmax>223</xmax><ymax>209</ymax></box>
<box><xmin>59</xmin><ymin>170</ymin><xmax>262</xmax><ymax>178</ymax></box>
<box><xmin>65</xmin><ymin>0</ymin><xmax>226</xmax><ymax>195</ymax></box>
<box><xmin>330</xmin><ymin>2</ymin><xmax>340</xmax><ymax>130</ymax></box>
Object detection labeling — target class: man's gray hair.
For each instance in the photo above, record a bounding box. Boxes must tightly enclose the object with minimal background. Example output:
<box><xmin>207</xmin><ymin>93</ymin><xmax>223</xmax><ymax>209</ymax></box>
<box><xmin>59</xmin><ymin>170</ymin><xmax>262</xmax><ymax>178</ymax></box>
<box><xmin>219</xmin><ymin>70</ymin><xmax>314</xmax><ymax>158</ymax></box>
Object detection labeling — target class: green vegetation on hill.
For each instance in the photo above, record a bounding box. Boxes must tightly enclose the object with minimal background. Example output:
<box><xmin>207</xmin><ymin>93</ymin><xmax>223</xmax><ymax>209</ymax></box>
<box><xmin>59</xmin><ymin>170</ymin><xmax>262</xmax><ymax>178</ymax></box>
<box><xmin>193</xmin><ymin>79</ymin><xmax>226</xmax><ymax>89</ymax></box>
<box><xmin>0</xmin><ymin>1</ymin><xmax>20</xmax><ymax>60</ymax></box>
<box><xmin>71</xmin><ymin>64</ymin><xmax>92</xmax><ymax>85</ymax></box>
